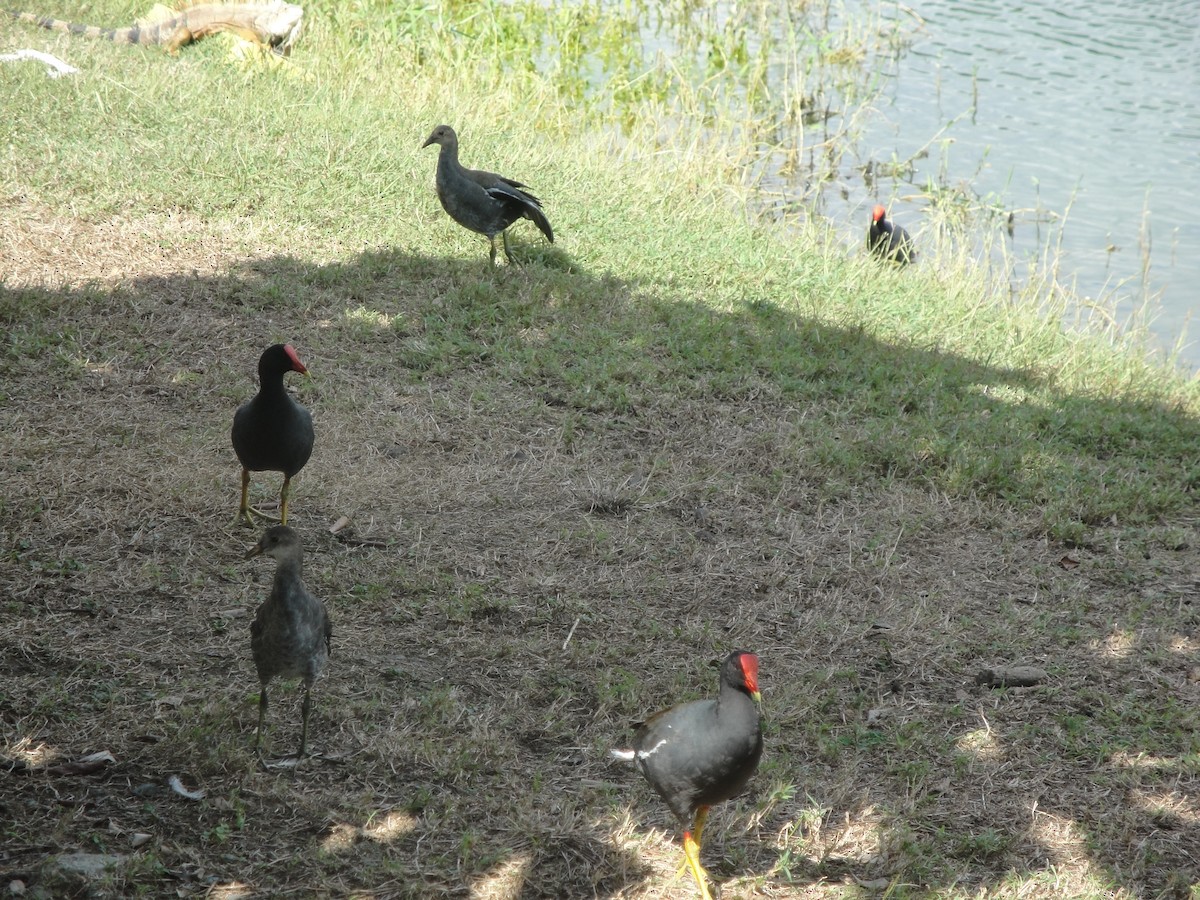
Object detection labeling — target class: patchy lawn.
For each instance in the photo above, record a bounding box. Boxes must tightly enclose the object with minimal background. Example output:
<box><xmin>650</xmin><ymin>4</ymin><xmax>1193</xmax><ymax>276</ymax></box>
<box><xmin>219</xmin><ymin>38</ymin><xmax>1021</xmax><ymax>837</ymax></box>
<box><xmin>1</xmin><ymin>204</ymin><xmax>1198</xmax><ymax>899</ymax></box>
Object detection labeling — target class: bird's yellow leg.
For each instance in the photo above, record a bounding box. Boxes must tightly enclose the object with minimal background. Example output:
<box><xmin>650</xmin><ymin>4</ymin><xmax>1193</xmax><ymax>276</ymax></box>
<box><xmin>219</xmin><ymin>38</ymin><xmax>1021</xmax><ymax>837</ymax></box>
<box><xmin>235</xmin><ymin>469</ymin><xmax>255</xmax><ymax>526</ymax></box>
<box><xmin>682</xmin><ymin>827</ymin><xmax>713</xmax><ymax>900</ymax></box>
<box><xmin>297</xmin><ymin>682</ymin><xmax>312</xmax><ymax>758</ymax></box>
<box><xmin>254</xmin><ymin>685</ymin><xmax>269</xmax><ymax>757</ymax></box>
<box><xmin>279</xmin><ymin>476</ymin><xmax>292</xmax><ymax>525</ymax></box>
<box><xmin>674</xmin><ymin>806</ymin><xmax>711</xmax><ymax>881</ymax></box>
<box><xmin>235</xmin><ymin>469</ymin><xmax>280</xmax><ymax>527</ymax></box>
<box><xmin>692</xmin><ymin>807</ymin><xmax>709</xmax><ymax>852</ymax></box>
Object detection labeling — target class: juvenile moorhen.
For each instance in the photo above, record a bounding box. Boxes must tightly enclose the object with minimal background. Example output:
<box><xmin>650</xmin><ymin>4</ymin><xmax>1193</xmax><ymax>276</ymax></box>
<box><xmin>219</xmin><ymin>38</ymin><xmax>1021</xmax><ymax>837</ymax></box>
<box><xmin>231</xmin><ymin>343</ymin><xmax>314</xmax><ymax>526</ymax></box>
<box><xmin>612</xmin><ymin>650</ymin><xmax>763</xmax><ymax>900</ymax></box>
<box><xmin>421</xmin><ymin>124</ymin><xmax>554</xmax><ymax>266</ymax></box>
<box><xmin>867</xmin><ymin>204</ymin><xmax>915</xmax><ymax>264</ymax></box>
<box><xmin>247</xmin><ymin>525</ymin><xmax>331</xmax><ymax>760</ymax></box>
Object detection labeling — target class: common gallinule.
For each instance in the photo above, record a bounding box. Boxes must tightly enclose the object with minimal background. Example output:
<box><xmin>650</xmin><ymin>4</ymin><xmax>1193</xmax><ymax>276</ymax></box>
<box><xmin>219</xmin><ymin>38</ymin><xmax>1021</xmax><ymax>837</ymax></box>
<box><xmin>421</xmin><ymin>124</ymin><xmax>554</xmax><ymax>266</ymax></box>
<box><xmin>231</xmin><ymin>343</ymin><xmax>314</xmax><ymax>526</ymax></box>
<box><xmin>868</xmin><ymin>204</ymin><xmax>915</xmax><ymax>264</ymax></box>
<box><xmin>247</xmin><ymin>525</ymin><xmax>331</xmax><ymax>759</ymax></box>
<box><xmin>612</xmin><ymin>651</ymin><xmax>763</xmax><ymax>900</ymax></box>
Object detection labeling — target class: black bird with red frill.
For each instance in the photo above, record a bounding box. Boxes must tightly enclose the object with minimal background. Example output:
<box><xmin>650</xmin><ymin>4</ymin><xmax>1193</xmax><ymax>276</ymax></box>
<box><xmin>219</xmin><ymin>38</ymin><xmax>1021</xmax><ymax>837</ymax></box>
<box><xmin>612</xmin><ymin>650</ymin><xmax>763</xmax><ymax>900</ymax></box>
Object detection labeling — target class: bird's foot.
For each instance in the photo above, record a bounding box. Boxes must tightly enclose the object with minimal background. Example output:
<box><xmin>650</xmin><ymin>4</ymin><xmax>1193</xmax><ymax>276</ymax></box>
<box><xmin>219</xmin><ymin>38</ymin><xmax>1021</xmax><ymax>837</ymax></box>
<box><xmin>258</xmin><ymin>753</ymin><xmax>304</xmax><ymax>772</ymax></box>
<box><xmin>674</xmin><ymin>858</ymin><xmax>712</xmax><ymax>886</ymax></box>
<box><xmin>682</xmin><ymin>832</ymin><xmax>714</xmax><ymax>900</ymax></box>
<box><xmin>234</xmin><ymin>505</ymin><xmax>281</xmax><ymax>528</ymax></box>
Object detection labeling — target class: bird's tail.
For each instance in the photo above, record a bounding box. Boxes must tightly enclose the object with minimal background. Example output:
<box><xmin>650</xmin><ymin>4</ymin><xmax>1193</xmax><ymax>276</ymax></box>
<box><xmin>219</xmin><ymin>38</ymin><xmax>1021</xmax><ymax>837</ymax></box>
<box><xmin>609</xmin><ymin>748</ymin><xmax>636</xmax><ymax>762</ymax></box>
<box><xmin>523</xmin><ymin>202</ymin><xmax>554</xmax><ymax>244</ymax></box>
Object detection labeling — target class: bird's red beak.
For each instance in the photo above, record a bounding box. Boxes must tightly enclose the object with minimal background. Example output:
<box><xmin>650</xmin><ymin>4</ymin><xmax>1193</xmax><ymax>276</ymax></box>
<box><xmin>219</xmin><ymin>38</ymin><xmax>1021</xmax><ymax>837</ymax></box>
<box><xmin>740</xmin><ymin>653</ymin><xmax>761</xmax><ymax>701</ymax></box>
<box><xmin>872</xmin><ymin>204</ymin><xmax>886</xmax><ymax>222</ymax></box>
<box><xmin>283</xmin><ymin>343</ymin><xmax>308</xmax><ymax>375</ymax></box>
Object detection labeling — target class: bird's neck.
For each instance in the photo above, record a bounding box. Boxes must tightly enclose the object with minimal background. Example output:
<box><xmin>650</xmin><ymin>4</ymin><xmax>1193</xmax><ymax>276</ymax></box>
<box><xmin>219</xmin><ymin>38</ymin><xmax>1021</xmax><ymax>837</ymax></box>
<box><xmin>717</xmin><ymin>683</ymin><xmax>753</xmax><ymax>715</ymax></box>
<box><xmin>272</xmin><ymin>556</ymin><xmax>303</xmax><ymax>589</ymax></box>
<box><xmin>257</xmin><ymin>369</ymin><xmax>289</xmax><ymax>397</ymax></box>
<box><xmin>437</xmin><ymin>143</ymin><xmax>461</xmax><ymax>172</ymax></box>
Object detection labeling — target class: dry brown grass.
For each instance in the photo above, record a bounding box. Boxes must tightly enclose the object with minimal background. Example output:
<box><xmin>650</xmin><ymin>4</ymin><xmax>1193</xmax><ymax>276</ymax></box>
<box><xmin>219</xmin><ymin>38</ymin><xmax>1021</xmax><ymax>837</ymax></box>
<box><xmin>2</xmin><ymin>202</ymin><xmax>1198</xmax><ymax>898</ymax></box>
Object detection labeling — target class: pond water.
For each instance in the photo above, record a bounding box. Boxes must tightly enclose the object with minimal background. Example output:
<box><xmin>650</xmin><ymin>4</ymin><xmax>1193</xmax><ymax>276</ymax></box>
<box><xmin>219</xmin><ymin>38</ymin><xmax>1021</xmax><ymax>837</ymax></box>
<box><xmin>594</xmin><ymin>0</ymin><xmax>1199</xmax><ymax>370</ymax></box>
<box><xmin>860</xmin><ymin>0</ymin><xmax>1200</xmax><ymax>370</ymax></box>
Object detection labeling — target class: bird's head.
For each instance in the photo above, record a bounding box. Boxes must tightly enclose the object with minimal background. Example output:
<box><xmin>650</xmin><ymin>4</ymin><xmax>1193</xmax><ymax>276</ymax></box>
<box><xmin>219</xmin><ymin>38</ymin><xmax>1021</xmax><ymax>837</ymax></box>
<box><xmin>258</xmin><ymin>343</ymin><xmax>308</xmax><ymax>379</ymax></box>
<box><xmin>282</xmin><ymin>343</ymin><xmax>308</xmax><ymax>375</ymax></box>
<box><xmin>247</xmin><ymin>524</ymin><xmax>302</xmax><ymax>561</ymax></box>
<box><xmin>719</xmin><ymin>651</ymin><xmax>761</xmax><ymax>702</ymax></box>
<box><xmin>872</xmin><ymin>204</ymin><xmax>887</xmax><ymax>223</ymax></box>
<box><xmin>422</xmin><ymin>125</ymin><xmax>457</xmax><ymax>150</ymax></box>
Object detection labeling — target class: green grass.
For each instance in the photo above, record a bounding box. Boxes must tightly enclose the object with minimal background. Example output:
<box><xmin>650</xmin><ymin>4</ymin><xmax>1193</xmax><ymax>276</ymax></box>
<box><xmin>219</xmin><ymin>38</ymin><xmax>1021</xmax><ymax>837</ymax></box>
<box><xmin>3</xmin><ymin>2</ymin><xmax>1200</xmax><ymax>898</ymax></box>
<box><xmin>90</xmin><ymin>37</ymin><xmax>1184</xmax><ymax>536</ymax></box>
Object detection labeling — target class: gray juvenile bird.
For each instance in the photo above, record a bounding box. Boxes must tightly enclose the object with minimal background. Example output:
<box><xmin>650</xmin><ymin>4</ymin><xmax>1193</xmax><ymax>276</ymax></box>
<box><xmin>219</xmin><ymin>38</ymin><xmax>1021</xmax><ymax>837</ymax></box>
<box><xmin>247</xmin><ymin>525</ymin><xmax>331</xmax><ymax>760</ymax></box>
<box><xmin>421</xmin><ymin>124</ymin><xmax>554</xmax><ymax>266</ymax></box>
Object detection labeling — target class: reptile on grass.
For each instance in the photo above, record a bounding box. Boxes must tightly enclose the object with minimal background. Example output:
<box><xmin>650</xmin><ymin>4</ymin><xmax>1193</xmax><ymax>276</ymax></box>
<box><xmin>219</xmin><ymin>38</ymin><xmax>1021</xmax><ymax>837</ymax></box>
<box><xmin>6</xmin><ymin>2</ymin><xmax>303</xmax><ymax>55</ymax></box>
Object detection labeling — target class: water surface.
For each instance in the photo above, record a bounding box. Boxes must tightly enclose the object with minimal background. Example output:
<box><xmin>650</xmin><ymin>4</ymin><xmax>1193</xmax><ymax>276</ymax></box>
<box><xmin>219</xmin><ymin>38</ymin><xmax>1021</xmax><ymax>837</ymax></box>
<box><xmin>550</xmin><ymin>0</ymin><xmax>1198</xmax><ymax>367</ymax></box>
<box><xmin>855</xmin><ymin>0</ymin><xmax>1199</xmax><ymax>367</ymax></box>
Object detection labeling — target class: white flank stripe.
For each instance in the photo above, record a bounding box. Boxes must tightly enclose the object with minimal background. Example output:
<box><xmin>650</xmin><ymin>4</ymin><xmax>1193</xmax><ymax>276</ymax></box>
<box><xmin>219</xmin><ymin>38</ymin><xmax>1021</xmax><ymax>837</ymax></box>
<box><xmin>636</xmin><ymin>739</ymin><xmax>668</xmax><ymax>760</ymax></box>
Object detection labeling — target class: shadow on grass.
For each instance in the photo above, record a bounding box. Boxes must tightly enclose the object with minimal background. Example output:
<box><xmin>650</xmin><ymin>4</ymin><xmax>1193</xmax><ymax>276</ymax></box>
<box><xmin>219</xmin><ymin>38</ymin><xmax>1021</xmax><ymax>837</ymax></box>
<box><xmin>1</xmin><ymin>242</ymin><xmax>1197</xmax><ymax>897</ymax></box>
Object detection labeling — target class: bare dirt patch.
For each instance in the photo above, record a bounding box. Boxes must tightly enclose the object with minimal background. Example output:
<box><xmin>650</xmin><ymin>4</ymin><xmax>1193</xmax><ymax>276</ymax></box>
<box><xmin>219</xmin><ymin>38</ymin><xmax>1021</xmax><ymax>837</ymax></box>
<box><xmin>2</xmin><ymin>209</ymin><xmax>1198</xmax><ymax>898</ymax></box>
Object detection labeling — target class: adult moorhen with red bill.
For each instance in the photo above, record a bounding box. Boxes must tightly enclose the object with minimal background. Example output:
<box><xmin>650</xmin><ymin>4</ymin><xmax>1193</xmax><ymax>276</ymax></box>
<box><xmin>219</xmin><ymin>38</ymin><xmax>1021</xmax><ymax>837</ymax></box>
<box><xmin>231</xmin><ymin>343</ymin><xmax>314</xmax><ymax>526</ymax></box>
<box><xmin>868</xmin><ymin>204</ymin><xmax>915</xmax><ymax>265</ymax></box>
<box><xmin>612</xmin><ymin>650</ymin><xmax>763</xmax><ymax>900</ymax></box>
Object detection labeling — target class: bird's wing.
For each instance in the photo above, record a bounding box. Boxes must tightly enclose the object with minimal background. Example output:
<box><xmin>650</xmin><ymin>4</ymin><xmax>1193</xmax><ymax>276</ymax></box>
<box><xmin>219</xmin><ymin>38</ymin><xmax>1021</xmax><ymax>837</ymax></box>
<box><xmin>460</xmin><ymin>160</ymin><xmax>554</xmax><ymax>245</ymax></box>
<box><xmin>467</xmin><ymin>167</ymin><xmax>542</xmax><ymax>206</ymax></box>
<box><xmin>467</xmin><ymin>167</ymin><xmax>521</xmax><ymax>190</ymax></box>
<box><xmin>484</xmin><ymin>182</ymin><xmax>542</xmax><ymax>208</ymax></box>
<box><xmin>483</xmin><ymin>184</ymin><xmax>553</xmax><ymax>243</ymax></box>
